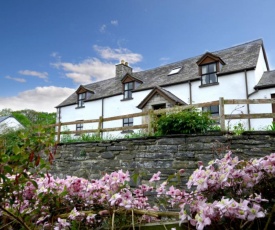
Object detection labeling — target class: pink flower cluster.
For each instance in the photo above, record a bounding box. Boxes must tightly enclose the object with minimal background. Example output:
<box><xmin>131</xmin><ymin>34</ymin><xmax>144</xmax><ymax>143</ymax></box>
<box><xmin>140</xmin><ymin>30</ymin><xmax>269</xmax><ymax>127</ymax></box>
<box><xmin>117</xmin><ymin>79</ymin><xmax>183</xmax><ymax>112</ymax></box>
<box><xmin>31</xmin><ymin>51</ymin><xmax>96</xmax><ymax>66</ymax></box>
<box><xmin>2</xmin><ymin>152</ymin><xmax>274</xmax><ymax>229</ymax></box>
<box><xmin>176</xmin><ymin>151</ymin><xmax>274</xmax><ymax>229</ymax></box>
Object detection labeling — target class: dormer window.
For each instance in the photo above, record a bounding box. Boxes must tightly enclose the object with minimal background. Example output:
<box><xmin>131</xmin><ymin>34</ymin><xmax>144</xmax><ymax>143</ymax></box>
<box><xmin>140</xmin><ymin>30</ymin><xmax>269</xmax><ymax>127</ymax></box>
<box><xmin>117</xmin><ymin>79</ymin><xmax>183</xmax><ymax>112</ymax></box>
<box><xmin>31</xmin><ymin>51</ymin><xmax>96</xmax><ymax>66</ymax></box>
<box><xmin>75</xmin><ymin>85</ymin><xmax>94</xmax><ymax>109</ymax></box>
<box><xmin>78</xmin><ymin>93</ymin><xmax>86</xmax><ymax>107</ymax></box>
<box><xmin>124</xmin><ymin>82</ymin><xmax>134</xmax><ymax>99</ymax></box>
<box><xmin>201</xmin><ymin>63</ymin><xmax>217</xmax><ymax>85</ymax></box>
<box><xmin>121</xmin><ymin>74</ymin><xmax>143</xmax><ymax>101</ymax></box>
<box><xmin>196</xmin><ymin>52</ymin><xmax>225</xmax><ymax>87</ymax></box>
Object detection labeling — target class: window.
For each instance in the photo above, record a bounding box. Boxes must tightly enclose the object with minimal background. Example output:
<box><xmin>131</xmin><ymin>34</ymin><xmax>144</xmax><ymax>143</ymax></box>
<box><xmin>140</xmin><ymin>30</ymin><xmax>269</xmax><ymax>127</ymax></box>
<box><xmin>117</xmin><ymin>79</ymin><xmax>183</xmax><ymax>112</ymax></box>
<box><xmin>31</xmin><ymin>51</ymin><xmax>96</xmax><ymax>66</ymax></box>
<box><xmin>123</xmin><ymin>118</ymin><xmax>133</xmax><ymax>127</ymax></box>
<box><xmin>76</xmin><ymin>122</ymin><xmax>83</xmax><ymax>135</ymax></box>
<box><xmin>152</xmin><ymin>104</ymin><xmax>166</xmax><ymax>118</ymax></box>
<box><xmin>152</xmin><ymin>103</ymin><xmax>166</xmax><ymax>110</ymax></box>
<box><xmin>123</xmin><ymin>82</ymin><xmax>134</xmax><ymax>99</ymax></box>
<box><xmin>201</xmin><ymin>63</ymin><xmax>217</xmax><ymax>85</ymax></box>
<box><xmin>202</xmin><ymin>105</ymin><xmax>219</xmax><ymax>116</ymax></box>
<box><xmin>77</xmin><ymin>93</ymin><xmax>86</xmax><ymax>107</ymax></box>
<box><xmin>122</xmin><ymin>118</ymin><xmax>133</xmax><ymax>133</ymax></box>
<box><xmin>168</xmin><ymin>67</ymin><xmax>182</xmax><ymax>75</ymax></box>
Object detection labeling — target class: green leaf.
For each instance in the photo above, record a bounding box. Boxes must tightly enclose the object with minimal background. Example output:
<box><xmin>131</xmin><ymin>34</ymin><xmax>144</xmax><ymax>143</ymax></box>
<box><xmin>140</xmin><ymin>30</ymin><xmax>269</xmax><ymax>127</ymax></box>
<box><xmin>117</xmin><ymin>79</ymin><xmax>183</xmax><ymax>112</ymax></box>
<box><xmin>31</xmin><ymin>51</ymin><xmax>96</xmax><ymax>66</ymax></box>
<box><xmin>30</xmin><ymin>179</ymin><xmax>38</xmax><ymax>189</ymax></box>
<box><xmin>12</xmin><ymin>145</ymin><xmax>21</xmax><ymax>155</ymax></box>
<box><xmin>4</xmin><ymin>165</ymin><xmax>13</xmax><ymax>174</ymax></box>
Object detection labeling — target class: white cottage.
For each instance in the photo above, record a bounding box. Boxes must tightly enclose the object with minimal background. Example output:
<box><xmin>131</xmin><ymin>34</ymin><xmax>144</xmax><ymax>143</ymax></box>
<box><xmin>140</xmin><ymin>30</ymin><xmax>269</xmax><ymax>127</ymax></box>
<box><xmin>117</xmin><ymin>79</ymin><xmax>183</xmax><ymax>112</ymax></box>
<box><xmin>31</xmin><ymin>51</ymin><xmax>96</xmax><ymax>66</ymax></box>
<box><xmin>0</xmin><ymin>116</ymin><xmax>24</xmax><ymax>134</ymax></box>
<box><xmin>56</xmin><ymin>39</ymin><xmax>275</xmax><ymax>138</ymax></box>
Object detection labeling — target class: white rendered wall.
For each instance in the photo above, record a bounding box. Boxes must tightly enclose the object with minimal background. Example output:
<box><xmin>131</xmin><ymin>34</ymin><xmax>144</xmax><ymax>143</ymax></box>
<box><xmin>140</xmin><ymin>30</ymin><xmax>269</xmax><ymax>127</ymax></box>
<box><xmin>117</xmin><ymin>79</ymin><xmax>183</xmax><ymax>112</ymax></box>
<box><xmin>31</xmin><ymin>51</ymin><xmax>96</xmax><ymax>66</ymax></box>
<box><xmin>249</xmin><ymin>88</ymin><xmax>275</xmax><ymax>130</ymax></box>
<box><xmin>102</xmin><ymin>91</ymin><xmax>149</xmax><ymax>138</ymax></box>
<box><xmin>0</xmin><ymin>117</ymin><xmax>23</xmax><ymax>133</ymax></box>
<box><xmin>163</xmin><ymin>83</ymin><xmax>191</xmax><ymax>104</ymax></box>
<box><xmin>191</xmin><ymin>72</ymin><xmax>250</xmax><ymax>129</ymax></box>
<box><xmin>255</xmin><ymin>47</ymin><xmax>268</xmax><ymax>85</ymax></box>
<box><xmin>59</xmin><ymin>100</ymin><xmax>102</xmax><ymax>139</ymax></box>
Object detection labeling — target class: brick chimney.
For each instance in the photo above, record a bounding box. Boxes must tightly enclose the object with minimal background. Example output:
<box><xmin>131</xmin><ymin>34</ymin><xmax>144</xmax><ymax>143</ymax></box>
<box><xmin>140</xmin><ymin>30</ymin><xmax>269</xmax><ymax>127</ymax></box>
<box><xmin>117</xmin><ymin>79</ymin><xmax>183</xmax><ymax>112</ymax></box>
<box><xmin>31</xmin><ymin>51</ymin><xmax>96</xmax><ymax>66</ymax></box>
<box><xmin>115</xmin><ymin>60</ymin><xmax>132</xmax><ymax>78</ymax></box>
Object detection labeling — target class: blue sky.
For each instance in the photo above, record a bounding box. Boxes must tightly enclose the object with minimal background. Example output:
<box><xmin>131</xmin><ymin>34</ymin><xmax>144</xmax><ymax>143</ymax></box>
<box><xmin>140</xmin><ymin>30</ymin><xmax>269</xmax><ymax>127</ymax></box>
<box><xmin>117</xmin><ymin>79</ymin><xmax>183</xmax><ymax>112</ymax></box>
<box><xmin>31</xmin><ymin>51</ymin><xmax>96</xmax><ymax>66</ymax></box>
<box><xmin>1</xmin><ymin>0</ymin><xmax>275</xmax><ymax>112</ymax></box>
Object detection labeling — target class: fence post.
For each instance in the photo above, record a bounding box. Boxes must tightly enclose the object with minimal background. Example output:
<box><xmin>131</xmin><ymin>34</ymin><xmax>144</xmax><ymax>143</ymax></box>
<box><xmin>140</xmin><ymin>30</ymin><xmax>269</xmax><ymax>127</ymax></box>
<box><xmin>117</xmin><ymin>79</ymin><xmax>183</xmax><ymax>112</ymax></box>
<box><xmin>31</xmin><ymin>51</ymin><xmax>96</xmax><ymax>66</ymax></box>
<box><xmin>57</xmin><ymin>123</ymin><xmax>61</xmax><ymax>143</ymax></box>
<box><xmin>219</xmin><ymin>97</ymin><xmax>225</xmax><ymax>131</ymax></box>
<box><xmin>147</xmin><ymin>109</ymin><xmax>154</xmax><ymax>136</ymax></box>
<box><xmin>97</xmin><ymin>116</ymin><xmax>103</xmax><ymax>137</ymax></box>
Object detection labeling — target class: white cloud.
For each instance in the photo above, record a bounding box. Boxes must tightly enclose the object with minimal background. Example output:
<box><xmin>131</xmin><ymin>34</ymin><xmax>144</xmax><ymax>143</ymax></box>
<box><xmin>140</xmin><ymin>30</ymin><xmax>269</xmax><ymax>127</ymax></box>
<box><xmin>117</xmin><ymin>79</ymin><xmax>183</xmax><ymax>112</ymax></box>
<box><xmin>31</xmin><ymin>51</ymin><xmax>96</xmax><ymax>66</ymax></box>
<box><xmin>93</xmin><ymin>45</ymin><xmax>142</xmax><ymax>64</ymax></box>
<box><xmin>51</xmin><ymin>52</ymin><xmax>62</xmax><ymax>62</ymax></box>
<box><xmin>18</xmin><ymin>70</ymin><xmax>48</xmax><ymax>81</ymax></box>
<box><xmin>100</xmin><ymin>24</ymin><xmax>106</xmax><ymax>33</ymax></box>
<box><xmin>53</xmin><ymin>58</ymin><xmax>115</xmax><ymax>84</ymax></box>
<box><xmin>111</xmin><ymin>20</ymin><xmax>118</xmax><ymax>26</ymax></box>
<box><xmin>52</xmin><ymin>46</ymin><xmax>143</xmax><ymax>85</ymax></box>
<box><xmin>0</xmin><ymin>86</ymin><xmax>75</xmax><ymax>113</ymax></box>
<box><xmin>160</xmin><ymin>57</ymin><xmax>170</xmax><ymax>61</ymax></box>
<box><xmin>5</xmin><ymin>75</ymin><xmax>26</xmax><ymax>83</ymax></box>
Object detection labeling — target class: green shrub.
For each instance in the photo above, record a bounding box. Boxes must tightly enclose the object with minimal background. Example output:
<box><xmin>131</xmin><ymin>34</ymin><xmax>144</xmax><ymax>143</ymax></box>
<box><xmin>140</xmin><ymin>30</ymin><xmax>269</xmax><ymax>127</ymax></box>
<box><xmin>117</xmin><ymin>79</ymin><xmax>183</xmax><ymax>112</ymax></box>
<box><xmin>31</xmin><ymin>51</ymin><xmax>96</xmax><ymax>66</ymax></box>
<box><xmin>267</xmin><ymin>121</ymin><xmax>275</xmax><ymax>131</ymax></box>
<box><xmin>232</xmin><ymin>122</ymin><xmax>246</xmax><ymax>135</ymax></box>
<box><xmin>124</xmin><ymin>130</ymin><xmax>148</xmax><ymax>139</ymax></box>
<box><xmin>154</xmin><ymin>108</ymin><xmax>215</xmax><ymax>135</ymax></box>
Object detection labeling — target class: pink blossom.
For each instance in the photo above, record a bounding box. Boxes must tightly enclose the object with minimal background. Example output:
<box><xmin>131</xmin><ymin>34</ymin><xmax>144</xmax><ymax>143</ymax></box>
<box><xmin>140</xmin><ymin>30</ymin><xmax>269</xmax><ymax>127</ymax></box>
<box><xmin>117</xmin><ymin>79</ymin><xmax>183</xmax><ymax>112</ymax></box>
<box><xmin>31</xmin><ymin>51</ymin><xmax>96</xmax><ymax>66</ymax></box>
<box><xmin>54</xmin><ymin>218</ymin><xmax>70</xmax><ymax>230</ymax></box>
<box><xmin>149</xmin><ymin>171</ymin><xmax>161</xmax><ymax>182</ymax></box>
<box><xmin>247</xmin><ymin>203</ymin><xmax>265</xmax><ymax>221</ymax></box>
<box><xmin>68</xmin><ymin>207</ymin><xmax>82</xmax><ymax>220</ymax></box>
<box><xmin>194</xmin><ymin>212</ymin><xmax>211</xmax><ymax>230</ymax></box>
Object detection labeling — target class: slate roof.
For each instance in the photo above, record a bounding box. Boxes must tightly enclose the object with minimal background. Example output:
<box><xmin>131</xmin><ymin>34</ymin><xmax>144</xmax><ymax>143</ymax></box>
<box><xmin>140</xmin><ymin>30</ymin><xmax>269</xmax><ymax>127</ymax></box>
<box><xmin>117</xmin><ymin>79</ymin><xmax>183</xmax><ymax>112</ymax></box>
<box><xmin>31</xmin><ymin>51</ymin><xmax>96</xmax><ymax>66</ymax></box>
<box><xmin>0</xmin><ymin>116</ymin><xmax>10</xmax><ymax>123</ymax></box>
<box><xmin>56</xmin><ymin>39</ymin><xmax>265</xmax><ymax>108</ymax></box>
<box><xmin>255</xmin><ymin>70</ymin><xmax>275</xmax><ymax>89</ymax></box>
<box><xmin>137</xmin><ymin>86</ymin><xmax>187</xmax><ymax>109</ymax></box>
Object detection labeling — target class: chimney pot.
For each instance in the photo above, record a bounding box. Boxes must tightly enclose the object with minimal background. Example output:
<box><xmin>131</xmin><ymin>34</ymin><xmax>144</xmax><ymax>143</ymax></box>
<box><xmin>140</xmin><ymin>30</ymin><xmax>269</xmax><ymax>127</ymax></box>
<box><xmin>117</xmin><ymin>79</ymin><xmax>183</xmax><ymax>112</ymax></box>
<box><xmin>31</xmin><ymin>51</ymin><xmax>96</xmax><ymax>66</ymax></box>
<box><xmin>116</xmin><ymin>60</ymin><xmax>132</xmax><ymax>78</ymax></box>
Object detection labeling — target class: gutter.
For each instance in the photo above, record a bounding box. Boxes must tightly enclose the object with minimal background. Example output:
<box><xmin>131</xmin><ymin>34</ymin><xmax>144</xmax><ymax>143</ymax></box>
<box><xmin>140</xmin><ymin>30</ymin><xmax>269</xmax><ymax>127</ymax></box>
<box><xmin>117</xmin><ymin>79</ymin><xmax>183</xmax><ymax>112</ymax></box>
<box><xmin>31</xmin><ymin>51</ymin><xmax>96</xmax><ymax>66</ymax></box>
<box><xmin>189</xmin><ymin>81</ymin><xmax>192</xmax><ymax>105</ymax></box>
<box><xmin>101</xmin><ymin>98</ymin><xmax>104</xmax><ymax>137</ymax></box>
<box><xmin>244</xmin><ymin>70</ymin><xmax>251</xmax><ymax>129</ymax></box>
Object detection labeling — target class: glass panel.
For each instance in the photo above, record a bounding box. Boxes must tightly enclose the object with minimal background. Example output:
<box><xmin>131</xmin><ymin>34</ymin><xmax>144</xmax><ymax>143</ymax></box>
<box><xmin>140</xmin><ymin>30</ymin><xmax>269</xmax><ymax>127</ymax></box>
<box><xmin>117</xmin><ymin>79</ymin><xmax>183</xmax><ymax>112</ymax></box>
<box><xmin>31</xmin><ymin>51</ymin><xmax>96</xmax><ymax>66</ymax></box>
<box><xmin>202</xmin><ymin>65</ymin><xmax>207</xmax><ymax>74</ymax></box>
<box><xmin>202</xmin><ymin>75</ymin><xmax>207</xmax><ymax>84</ymax></box>
<box><xmin>202</xmin><ymin>107</ymin><xmax>210</xmax><ymax>112</ymax></box>
<box><xmin>209</xmin><ymin>73</ymin><xmax>217</xmax><ymax>83</ymax></box>
<box><xmin>208</xmin><ymin>63</ymin><xmax>216</xmax><ymax>73</ymax></box>
<box><xmin>128</xmin><ymin>82</ymin><xmax>134</xmax><ymax>89</ymax></box>
<box><xmin>211</xmin><ymin>106</ymin><xmax>219</xmax><ymax>113</ymax></box>
<box><xmin>124</xmin><ymin>83</ymin><xmax>129</xmax><ymax>90</ymax></box>
<box><xmin>205</xmin><ymin>74</ymin><xmax>210</xmax><ymax>84</ymax></box>
<box><xmin>168</xmin><ymin>67</ymin><xmax>181</xmax><ymax>75</ymax></box>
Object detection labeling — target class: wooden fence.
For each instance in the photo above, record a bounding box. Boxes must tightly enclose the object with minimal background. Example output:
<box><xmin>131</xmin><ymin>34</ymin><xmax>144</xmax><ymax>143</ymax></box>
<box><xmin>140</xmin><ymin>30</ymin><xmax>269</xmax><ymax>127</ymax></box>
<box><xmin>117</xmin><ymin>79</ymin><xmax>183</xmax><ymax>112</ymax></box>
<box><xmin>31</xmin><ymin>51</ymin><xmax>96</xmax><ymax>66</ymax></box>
<box><xmin>54</xmin><ymin>97</ymin><xmax>275</xmax><ymax>142</ymax></box>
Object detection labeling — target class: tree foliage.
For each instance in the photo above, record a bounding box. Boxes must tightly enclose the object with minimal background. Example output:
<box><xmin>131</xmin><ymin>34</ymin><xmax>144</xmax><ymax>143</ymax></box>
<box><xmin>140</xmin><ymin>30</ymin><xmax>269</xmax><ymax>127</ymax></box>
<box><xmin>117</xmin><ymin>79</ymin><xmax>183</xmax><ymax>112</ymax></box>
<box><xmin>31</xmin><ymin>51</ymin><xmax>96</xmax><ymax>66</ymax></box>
<box><xmin>0</xmin><ymin>109</ymin><xmax>56</xmax><ymax>127</ymax></box>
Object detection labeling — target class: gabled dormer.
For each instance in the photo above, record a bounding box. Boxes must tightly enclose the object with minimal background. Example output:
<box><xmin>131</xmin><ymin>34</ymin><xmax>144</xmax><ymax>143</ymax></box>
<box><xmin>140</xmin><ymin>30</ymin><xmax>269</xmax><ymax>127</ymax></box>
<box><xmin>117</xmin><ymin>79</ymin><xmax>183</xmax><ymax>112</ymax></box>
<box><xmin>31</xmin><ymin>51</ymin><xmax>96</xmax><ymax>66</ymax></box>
<box><xmin>196</xmin><ymin>52</ymin><xmax>225</xmax><ymax>86</ymax></box>
<box><xmin>75</xmin><ymin>85</ymin><xmax>94</xmax><ymax>108</ymax></box>
<box><xmin>121</xmin><ymin>74</ymin><xmax>143</xmax><ymax>100</ymax></box>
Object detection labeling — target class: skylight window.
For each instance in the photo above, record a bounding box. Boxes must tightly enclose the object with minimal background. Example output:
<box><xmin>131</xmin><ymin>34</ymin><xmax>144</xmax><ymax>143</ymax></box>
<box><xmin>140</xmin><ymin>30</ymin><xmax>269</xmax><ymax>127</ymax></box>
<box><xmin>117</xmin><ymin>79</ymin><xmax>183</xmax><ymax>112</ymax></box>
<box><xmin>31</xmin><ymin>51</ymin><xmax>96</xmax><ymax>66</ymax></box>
<box><xmin>168</xmin><ymin>67</ymin><xmax>182</xmax><ymax>75</ymax></box>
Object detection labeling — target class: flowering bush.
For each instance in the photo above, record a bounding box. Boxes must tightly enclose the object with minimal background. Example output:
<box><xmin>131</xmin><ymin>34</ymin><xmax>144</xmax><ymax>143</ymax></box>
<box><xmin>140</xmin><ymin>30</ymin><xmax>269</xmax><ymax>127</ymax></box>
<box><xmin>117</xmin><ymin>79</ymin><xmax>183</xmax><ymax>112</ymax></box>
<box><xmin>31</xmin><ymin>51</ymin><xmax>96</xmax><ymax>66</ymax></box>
<box><xmin>177</xmin><ymin>151</ymin><xmax>275</xmax><ymax>229</ymax></box>
<box><xmin>0</xmin><ymin>151</ymin><xmax>274</xmax><ymax>229</ymax></box>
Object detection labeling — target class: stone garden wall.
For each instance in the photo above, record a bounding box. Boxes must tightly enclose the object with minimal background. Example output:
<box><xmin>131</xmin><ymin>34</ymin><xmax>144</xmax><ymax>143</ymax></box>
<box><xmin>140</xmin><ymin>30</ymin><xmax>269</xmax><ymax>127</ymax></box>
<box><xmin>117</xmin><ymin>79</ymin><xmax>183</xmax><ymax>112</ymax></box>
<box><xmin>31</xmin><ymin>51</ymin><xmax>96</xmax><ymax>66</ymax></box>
<box><xmin>51</xmin><ymin>131</ymin><xmax>275</xmax><ymax>185</ymax></box>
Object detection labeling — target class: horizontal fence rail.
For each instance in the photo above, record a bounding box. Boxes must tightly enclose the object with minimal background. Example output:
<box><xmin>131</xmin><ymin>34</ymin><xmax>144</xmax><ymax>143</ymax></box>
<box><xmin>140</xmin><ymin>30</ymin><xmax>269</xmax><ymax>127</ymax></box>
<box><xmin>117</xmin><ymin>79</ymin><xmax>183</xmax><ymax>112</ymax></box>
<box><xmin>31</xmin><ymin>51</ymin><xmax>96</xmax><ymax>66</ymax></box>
<box><xmin>53</xmin><ymin>98</ymin><xmax>275</xmax><ymax>143</ymax></box>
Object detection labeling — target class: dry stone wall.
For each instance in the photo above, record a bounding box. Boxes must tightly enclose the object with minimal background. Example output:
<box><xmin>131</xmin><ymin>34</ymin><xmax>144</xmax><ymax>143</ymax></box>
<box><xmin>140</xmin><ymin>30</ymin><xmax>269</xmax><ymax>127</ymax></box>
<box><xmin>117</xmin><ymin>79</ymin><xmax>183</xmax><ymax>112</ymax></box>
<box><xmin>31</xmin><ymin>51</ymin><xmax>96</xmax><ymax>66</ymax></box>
<box><xmin>51</xmin><ymin>131</ymin><xmax>275</xmax><ymax>186</ymax></box>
